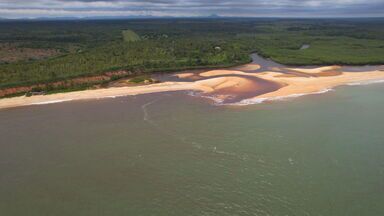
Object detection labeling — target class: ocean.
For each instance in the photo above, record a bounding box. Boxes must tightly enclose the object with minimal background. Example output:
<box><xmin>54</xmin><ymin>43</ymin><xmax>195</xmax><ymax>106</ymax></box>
<box><xmin>1</xmin><ymin>82</ymin><xmax>384</xmax><ymax>215</ymax></box>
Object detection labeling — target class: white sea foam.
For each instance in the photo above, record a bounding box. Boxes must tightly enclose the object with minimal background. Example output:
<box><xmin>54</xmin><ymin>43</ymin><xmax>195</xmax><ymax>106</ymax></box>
<box><xmin>30</xmin><ymin>99</ymin><xmax>73</xmax><ymax>105</ymax></box>
<box><xmin>187</xmin><ymin>91</ymin><xmax>225</xmax><ymax>104</ymax></box>
<box><xmin>223</xmin><ymin>88</ymin><xmax>334</xmax><ymax>106</ymax></box>
<box><xmin>186</xmin><ymin>90</ymin><xmax>199</xmax><ymax>97</ymax></box>
<box><xmin>29</xmin><ymin>94</ymin><xmax>128</xmax><ymax>106</ymax></box>
<box><xmin>186</xmin><ymin>88</ymin><xmax>334</xmax><ymax>106</ymax></box>
<box><xmin>200</xmin><ymin>95</ymin><xmax>225</xmax><ymax>104</ymax></box>
<box><xmin>141</xmin><ymin>99</ymin><xmax>160</xmax><ymax>123</ymax></box>
<box><xmin>102</xmin><ymin>95</ymin><xmax>126</xmax><ymax>99</ymax></box>
<box><xmin>346</xmin><ymin>79</ymin><xmax>384</xmax><ymax>86</ymax></box>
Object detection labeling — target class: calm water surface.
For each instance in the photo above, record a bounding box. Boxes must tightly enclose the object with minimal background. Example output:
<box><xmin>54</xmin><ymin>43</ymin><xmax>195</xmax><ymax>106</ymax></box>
<box><xmin>1</xmin><ymin>84</ymin><xmax>384</xmax><ymax>216</ymax></box>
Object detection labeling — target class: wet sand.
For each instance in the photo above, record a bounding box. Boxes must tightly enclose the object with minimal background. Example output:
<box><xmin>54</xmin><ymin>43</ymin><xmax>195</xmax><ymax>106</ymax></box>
<box><xmin>1</xmin><ymin>54</ymin><xmax>384</xmax><ymax>109</ymax></box>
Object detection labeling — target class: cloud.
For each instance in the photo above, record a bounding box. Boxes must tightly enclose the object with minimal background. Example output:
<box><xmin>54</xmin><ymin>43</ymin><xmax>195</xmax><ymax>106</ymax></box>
<box><xmin>0</xmin><ymin>0</ymin><xmax>382</xmax><ymax>18</ymax></box>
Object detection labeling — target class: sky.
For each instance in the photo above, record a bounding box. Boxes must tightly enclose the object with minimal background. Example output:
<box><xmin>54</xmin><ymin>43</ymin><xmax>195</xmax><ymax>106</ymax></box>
<box><xmin>0</xmin><ymin>0</ymin><xmax>383</xmax><ymax>19</ymax></box>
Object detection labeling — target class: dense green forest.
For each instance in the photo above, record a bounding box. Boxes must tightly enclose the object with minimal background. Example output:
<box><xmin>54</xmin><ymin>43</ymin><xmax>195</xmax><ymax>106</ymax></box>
<box><xmin>0</xmin><ymin>18</ymin><xmax>383</xmax><ymax>90</ymax></box>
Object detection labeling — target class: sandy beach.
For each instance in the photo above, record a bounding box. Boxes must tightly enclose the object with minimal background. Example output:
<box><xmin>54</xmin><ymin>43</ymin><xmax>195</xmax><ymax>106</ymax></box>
<box><xmin>247</xmin><ymin>70</ymin><xmax>384</xmax><ymax>103</ymax></box>
<box><xmin>0</xmin><ymin>76</ymin><xmax>261</xmax><ymax>109</ymax></box>
<box><xmin>1</xmin><ymin>61</ymin><xmax>384</xmax><ymax>109</ymax></box>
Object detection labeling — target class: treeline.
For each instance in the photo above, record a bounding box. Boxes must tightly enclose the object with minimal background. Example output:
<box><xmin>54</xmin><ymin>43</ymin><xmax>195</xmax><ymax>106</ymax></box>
<box><xmin>0</xmin><ymin>18</ymin><xmax>383</xmax><ymax>90</ymax></box>
<box><xmin>0</xmin><ymin>37</ymin><xmax>251</xmax><ymax>88</ymax></box>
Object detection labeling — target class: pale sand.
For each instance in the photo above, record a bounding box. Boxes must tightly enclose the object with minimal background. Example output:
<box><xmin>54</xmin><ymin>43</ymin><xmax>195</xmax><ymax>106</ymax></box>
<box><xmin>0</xmin><ymin>82</ymin><xmax>196</xmax><ymax>109</ymax></box>
<box><xmin>0</xmin><ymin>77</ymin><xmax>252</xmax><ymax>109</ymax></box>
<box><xmin>1</xmin><ymin>64</ymin><xmax>384</xmax><ymax>109</ymax></box>
<box><xmin>195</xmin><ymin>76</ymin><xmax>254</xmax><ymax>92</ymax></box>
<box><xmin>197</xmin><ymin>69</ymin><xmax>384</xmax><ymax>101</ymax></box>
<box><xmin>286</xmin><ymin>66</ymin><xmax>341</xmax><ymax>74</ymax></box>
<box><xmin>251</xmin><ymin>71</ymin><xmax>384</xmax><ymax>100</ymax></box>
<box><xmin>200</xmin><ymin>70</ymin><xmax>244</xmax><ymax>77</ymax></box>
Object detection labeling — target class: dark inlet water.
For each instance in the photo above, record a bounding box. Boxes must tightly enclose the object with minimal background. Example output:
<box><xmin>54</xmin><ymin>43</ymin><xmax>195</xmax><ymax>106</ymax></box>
<box><xmin>1</xmin><ymin>83</ymin><xmax>384</xmax><ymax>215</ymax></box>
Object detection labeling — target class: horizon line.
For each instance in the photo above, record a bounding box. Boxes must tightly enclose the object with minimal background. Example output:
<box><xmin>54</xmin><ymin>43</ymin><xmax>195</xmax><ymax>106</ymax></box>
<box><xmin>1</xmin><ymin>15</ymin><xmax>384</xmax><ymax>21</ymax></box>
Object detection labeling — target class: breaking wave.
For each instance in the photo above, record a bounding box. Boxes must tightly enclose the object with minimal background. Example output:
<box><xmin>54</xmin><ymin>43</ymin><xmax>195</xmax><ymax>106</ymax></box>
<box><xmin>187</xmin><ymin>91</ymin><xmax>224</xmax><ymax>104</ymax></box>
<box><xmin>187</xmin><ymin>89</ymin><xmax>334</xmax><ymax>106</ymax></box>
<box><xmin>30</xmin><ymin>99</ymin><xmax>73</xmax><ymax>105</ymax></box>
<box><xmin>346</xmin><ymin>79</ymin><xmax>384</xmax><ymax>86</ymax></box>
<box><xmin>229</xmin><ymin>88</ymin><xmax>334</xmax><ymax>106</ymax></box>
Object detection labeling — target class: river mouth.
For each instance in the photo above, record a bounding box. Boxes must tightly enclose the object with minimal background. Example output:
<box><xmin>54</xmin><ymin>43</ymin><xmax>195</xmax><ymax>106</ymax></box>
<box><xmin>1</xmin><ymin>54</ymin><xmax>384</xmax><ymax>109</ymax></box>
<box><xmin>152</xmin><ymin>53</ymin><xmax>384</xmax><ymax>105</ymax></box>
<box><xmin>154</xmin><ymin>53</ymin><xmax>384</xmax><ymax>83</ymax></box>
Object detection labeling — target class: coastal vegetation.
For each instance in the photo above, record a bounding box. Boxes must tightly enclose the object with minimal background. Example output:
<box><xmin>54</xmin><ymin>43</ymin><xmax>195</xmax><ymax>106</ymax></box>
<box><xmin>0</xmin><ymin>18</ymin><xmax>383</xmax><ymax>95</ymax></box>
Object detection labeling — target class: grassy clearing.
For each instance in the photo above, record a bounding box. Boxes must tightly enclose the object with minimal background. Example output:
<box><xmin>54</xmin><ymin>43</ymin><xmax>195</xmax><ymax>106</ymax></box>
<box><xmin>122</xmin><ymin>30</ymin><xmax>140</xmax><ymax>42</ymax></box>
<box><xmin>0</xmin><ymin>43</ymin><xmax>60</xmax><ymax>63</ymax></box>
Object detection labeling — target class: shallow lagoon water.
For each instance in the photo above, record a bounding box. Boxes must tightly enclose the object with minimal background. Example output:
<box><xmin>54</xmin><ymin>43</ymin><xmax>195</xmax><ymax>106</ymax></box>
<box><xmin>1</xmin><ymin>83</ymin><xmax>384</xmax><ymax>215</ymax></box>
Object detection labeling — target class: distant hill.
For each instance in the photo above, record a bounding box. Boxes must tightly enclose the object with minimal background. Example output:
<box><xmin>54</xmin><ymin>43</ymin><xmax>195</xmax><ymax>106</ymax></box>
<box><xmin>0</xmin><ymin>15</ymin><xmax>229</xmax><ymax>22</ymax></box>
<box><xmin>208</xmin><ymin>14</ymin><xmax>221</xmax><ymax>18</ymax></box>
<box><xmin>27</xmin><ymin>15</ymin><xmax>163</xmax><ymax>21</ymax></box>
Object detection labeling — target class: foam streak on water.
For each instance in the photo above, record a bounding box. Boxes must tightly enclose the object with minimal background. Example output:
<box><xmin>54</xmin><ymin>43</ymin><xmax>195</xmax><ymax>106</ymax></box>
<box><xmin>231</xmin><ymin>89</ymin><xmax>334</xmax><ymax>106</ymax></box>
<box><xmin>346</xmin><ymin>79</ymin><xmax>384</xmax><ymax>86</ymax></box>
<box><xmin>30</xmin><ymin>99</ymin><xmax>73</xmax><ymax>105</ymax></box>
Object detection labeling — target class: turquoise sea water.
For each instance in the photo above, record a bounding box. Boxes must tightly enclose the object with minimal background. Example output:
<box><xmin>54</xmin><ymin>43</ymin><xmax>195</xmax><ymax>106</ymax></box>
<box><xmin>1</xmin><ymin>83</ymin><xmax>384</xmax><ymax>215</ymax></box>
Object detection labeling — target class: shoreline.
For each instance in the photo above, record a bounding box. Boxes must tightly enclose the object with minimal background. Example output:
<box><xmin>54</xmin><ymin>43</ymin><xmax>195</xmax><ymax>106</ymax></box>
<box><xmin>1</xmin><ymin>59</ymin><xmax>384</xmax><ymax>109</ymax></box>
